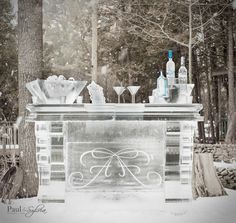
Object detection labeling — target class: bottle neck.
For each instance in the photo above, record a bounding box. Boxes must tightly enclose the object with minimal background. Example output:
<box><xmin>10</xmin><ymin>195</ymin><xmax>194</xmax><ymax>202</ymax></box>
<box><xmin>181</xmin><ymin>57</ymin><xmax>185</xmax><ymax>66</ymax></box>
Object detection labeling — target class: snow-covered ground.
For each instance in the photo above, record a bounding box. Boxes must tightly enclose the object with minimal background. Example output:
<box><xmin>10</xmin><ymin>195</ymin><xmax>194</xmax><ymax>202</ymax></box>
<box><xmin>0</xmin><ymin>189</ymin><xmax>236</xmax><ymax>223</ymax></box>
<box><xmin>214</xmin><ymin>161</ymin><xmax>236</xmax><ymax>169</ymax></box>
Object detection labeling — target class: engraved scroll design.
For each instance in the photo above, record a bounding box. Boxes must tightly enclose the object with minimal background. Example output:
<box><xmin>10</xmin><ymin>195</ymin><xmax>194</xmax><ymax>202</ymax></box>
<box><xmin>68</xmin><ymin>148</ymin><xmax>162</xmax><ymax>188</ymax></box>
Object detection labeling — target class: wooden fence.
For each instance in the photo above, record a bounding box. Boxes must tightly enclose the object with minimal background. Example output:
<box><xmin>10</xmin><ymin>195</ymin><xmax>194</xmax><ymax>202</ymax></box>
<box><xmin>0</xmin><ymin>122</ymin><xmax>18</xmax><ymax>149</ymax></box>
<box><xmin>0</xmin><ymin>122</ymin><xmax>19</xmax><ymax>178</ymax></box>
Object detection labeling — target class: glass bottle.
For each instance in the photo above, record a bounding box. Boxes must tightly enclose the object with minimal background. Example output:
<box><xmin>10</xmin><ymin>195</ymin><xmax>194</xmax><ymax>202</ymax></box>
<box><xmin>157</xmin><ymin>70</ymin><xmax>168</xmax><ymax>97</ymax></box>
<box><xmin>166</xmin><ymin>50</ymin><xmax>175</xmax><ymax>85</ymax></box>
<box><xmin>178</xmin><ymin>56</ymin><xmax>188</xmax><ymax>84</ymax></box>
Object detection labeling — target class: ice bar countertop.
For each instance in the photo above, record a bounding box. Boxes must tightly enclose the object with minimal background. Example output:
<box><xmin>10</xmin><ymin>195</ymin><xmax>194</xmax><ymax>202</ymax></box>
<box><xmin>26</xmin><ymin>103</ymin><xmax>203</xmax><ymax>122</ymax></box>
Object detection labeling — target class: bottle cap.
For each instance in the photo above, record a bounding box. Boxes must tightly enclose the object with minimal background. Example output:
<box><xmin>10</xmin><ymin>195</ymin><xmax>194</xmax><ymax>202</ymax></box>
<box><xmin>168</xmin><ymin>50</ymin><xmax>173</xmax><ymax>59</ymax></box>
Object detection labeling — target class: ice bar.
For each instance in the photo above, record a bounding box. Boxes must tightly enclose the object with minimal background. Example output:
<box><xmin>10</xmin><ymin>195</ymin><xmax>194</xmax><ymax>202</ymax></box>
<box><xmin>26</xmin><ymin>103</ymin><xmax>203</xmax><ymax>203</ymax></box>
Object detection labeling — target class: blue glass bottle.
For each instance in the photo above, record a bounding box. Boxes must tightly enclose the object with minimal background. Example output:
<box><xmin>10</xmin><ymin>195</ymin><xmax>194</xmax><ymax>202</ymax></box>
<box><xmin>157</xmin><ymin>70</ymin><xmax>168</xmax><ymax>97</ymax></box>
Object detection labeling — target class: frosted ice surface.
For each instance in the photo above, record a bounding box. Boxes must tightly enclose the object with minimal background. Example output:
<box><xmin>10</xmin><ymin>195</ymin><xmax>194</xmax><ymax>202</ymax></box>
<box><xmin>87</xmin><ymin>81</ymin><xmax>106</xmax><ymax>104</ymax></box>
<box><xmin>26</xmin><ymin>77</ymin><xmax>87</xmax><ymax>104</ymax></box>
<box><xmin>66</xmin><ymin>121</ymin><xmax>166</xmax><ymax>191</ymax></box>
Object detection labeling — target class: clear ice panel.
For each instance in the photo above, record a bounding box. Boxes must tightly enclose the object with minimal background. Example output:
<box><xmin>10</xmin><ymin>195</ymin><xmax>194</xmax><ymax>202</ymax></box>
<box><xmin>165</xmin><ymin>121</ymin><xmax>195</xmax><ymax>202</ymax></box>
<box><xmin>65</xmin><ymin>121</ymin><xmax>166</xmax><ymax>191</ymax></box>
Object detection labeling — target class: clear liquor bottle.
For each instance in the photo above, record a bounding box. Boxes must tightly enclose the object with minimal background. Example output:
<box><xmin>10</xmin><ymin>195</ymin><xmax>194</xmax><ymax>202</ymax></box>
<box><xmin>178</xmin><ymin>56</ymin><xmax>188</xmax><ymax>84</ymax></box>
<box><xmin>166</xmin><ymin>50</ymin><xmax>175</xmax><ymax>85</ymax></box>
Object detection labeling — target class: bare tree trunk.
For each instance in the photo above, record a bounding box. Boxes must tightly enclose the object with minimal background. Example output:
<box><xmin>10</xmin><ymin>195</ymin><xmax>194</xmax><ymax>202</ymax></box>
<box><xmin>226</xmin><ymin>113</ymin><xmax>236</xmax><ymax>143</ymax></box>
<box><xmin>217</xmin><ymin>78</ymin><xmax>223</xmax><ymax>140</ymax></box>
<box><xmin>188</xmin><ymin>0</ymin><xmax>193</xmax><ymax>84</ymax></box>
<box><xmin>192</xmin><ymin>49</ymin><xmax>205</xmax><ymax>142</ymax></box>
<box><xmin>91</xmin><ymin>0</ymin><xmax>98</xmax><ymax>82</ymax></box>
<box><xmin>214</xmin><ymin>77</ymin><xmax>220</xmax><ymax>142</ymax></box>
<box><xmin>225</xmin><ymin>8</ymin><xmax>236</xmax><ymax>143</ymax></box>
<box><xmin>18</xmin><ymin>0</ymin><xmax>43</xmax><ymax>197</ymax></box>
<box><xmin>205</xmin><ymin>44</ymin><xmax>216</xmax><ymax>143</ymax></box>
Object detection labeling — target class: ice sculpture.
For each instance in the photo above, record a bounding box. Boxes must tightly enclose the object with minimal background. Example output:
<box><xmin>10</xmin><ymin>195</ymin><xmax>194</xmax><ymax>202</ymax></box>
<box><xmin>152</xmin><ymin>88</ymin><xmax>168</xmax><ymax>104</ymax></box>
<box><xmin>67</xmin><ymin>121</ymin><xmax>165</xmax><ymax>191</ymax></box>
<box><xmin>27</xmin><ymin>103</ymin><xmax>203</xmax><ymax>202</ymax></box>
<box><xmin>177</xmin><ymin>83</ymin><xmax>194</xmax><ymax>104</ymax></box>
<box><xmin>150</xmin><ymin>79</ymin><xmax>194</xmax><ymax>104</ymax></box>
<box><xmin>26</xmin><ymin>76</ymin><xmax>87</xmax><ymax>104</ymax></box>
<box><xmin>26</xmin><ymin>79</ymin><xmax>48</xmax><ymax>104</ymax></box>
<box><xmin>87</xmin><ymin>81</ymin><xmax>106</xmax><ymax>104</ymax></box>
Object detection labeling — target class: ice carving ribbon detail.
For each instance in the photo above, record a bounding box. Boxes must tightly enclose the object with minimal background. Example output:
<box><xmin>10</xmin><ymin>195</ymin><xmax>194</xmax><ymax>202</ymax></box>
<box><xmin>68</xmin><ymin>148</ymin><xmax>162</xmax><ymax>189</ymax></box>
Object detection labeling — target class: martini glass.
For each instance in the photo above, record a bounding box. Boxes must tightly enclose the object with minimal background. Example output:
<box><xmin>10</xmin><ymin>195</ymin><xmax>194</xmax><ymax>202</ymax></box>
<box><xmin>127</xmin><ymin>86</ymin><xmax>140</xmax><ymax>103</ymax></box>
<box><xmin>113</xmin><ymin>86</ymin><xmax>126</xmax><ymax>103</ymax></box>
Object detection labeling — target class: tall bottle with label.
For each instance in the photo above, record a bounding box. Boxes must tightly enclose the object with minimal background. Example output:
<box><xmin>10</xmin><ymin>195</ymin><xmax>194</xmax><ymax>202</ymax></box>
<box><xmin>157</xmin><ymin>70</ymin><xmax>168</xmax><ymax>97</ymax></box>
<box><xmin>178</xmin><ymin>56</ymin><xmax>188</xmax><ymax>84</ymax></box>
<box><xmin>166</xmin><ymin>50</ymin><xmax>175</xmax><ymax>85</ymax></box>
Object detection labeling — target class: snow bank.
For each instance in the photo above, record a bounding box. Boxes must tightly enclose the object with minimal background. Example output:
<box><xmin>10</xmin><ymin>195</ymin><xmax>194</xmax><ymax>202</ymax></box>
<box><xmin>0</xmin><ymin>190</ymin><xmax>236</xmax><ymax>223</ymax></box>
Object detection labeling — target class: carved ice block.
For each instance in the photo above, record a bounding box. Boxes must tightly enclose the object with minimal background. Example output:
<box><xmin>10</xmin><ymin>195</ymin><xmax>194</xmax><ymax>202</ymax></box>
<box><xmin>66</xmin><ymin>121</ymin><xmax>166</xmax><ymax>191</ymax></box>
<box><xmin>87</xmin><ymin>81</ymin><xmax>106</xmax><ymax>104</ymax></box>
<box><xmin>26</xmin><ymin>77</ymin><xmax>87</xmax><ymax>104</ymax></box>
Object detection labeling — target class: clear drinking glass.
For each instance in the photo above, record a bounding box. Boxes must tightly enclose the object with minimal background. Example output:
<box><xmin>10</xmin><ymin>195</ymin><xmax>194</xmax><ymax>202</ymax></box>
<box><xmin>127</xmin><ymin>86</ymin><xmax>140</xmax><ymax>103</ymax></box>
<box><xmin>113</xmin><ymin>86</ymin><xmax>126</xmax><ymax>103</ymax></box>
